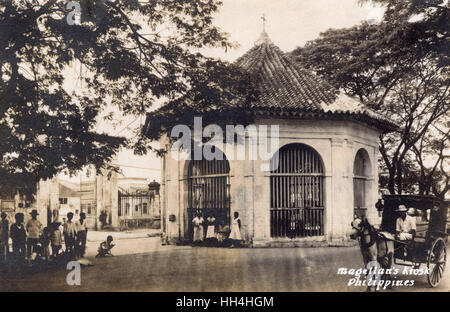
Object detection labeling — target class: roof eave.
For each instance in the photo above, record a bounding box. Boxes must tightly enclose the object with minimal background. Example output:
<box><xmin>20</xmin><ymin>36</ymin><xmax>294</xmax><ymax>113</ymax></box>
<box><xmin>251</xmin><ymin>107</ymin><xmax>398</xmax><ymax>133</ymax></box>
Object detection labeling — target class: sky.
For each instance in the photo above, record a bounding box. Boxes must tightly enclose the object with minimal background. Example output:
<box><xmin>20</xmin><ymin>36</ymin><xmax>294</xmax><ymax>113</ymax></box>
<box><xmin>60</xmin><ymin>0</ymin><xmax>384</xmax><ymax>183</ymax></box>
<box><xmin>204</xmin><ymin>0</ymin><xmax>383</xmax><ymax>61</ymax></box>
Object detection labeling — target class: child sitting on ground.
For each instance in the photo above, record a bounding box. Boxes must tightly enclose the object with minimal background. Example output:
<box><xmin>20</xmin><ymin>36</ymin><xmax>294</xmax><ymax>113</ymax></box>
<box><xmin>96</xmin><ymin>235</ymin><xmax>115</xmax><ymax>258</ymax></box>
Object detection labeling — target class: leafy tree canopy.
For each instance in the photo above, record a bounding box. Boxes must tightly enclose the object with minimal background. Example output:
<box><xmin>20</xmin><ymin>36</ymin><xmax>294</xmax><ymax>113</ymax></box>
<box><xmin>292</xmin><ymin>0</ymin><xmax>449</xmax><ymax>196</ymax></box>
<box><xmin>0</xmin><ymin>0</ymin><xmax>251</xmax><ymax>198</ymax></box>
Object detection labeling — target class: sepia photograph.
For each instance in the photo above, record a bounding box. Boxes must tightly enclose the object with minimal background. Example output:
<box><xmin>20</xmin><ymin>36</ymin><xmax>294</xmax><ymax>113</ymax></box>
<box><xmin>0</xmin><ymin>0</ymin><xmax>449</xmax><ymax>300</ymax></box>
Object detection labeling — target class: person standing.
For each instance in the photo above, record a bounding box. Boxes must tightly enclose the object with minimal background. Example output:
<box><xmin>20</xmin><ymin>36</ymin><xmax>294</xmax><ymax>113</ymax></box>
<box><xmin>0</xmin><ymin>212</ymin><xmax>9</xmax><ymax>263</ymax></box>
<box><xmin>192</xmin><ymin>211</ymin><xmax>204</xmax><ymax>246</ymax></box>
<box><xmin>49</xmin><ymin>222</ymin><xmax>62</xmax><ymax>259</ymax></box>
<box><xmin>229</xmin><ymin>211</ymin><xmax>242</xmax><ymax>248</ymax></box>
<box><xmin>205</xmin><ymin>214</ymin><xmax>217</xmax><ymax>246</ymax></box>
<box><xmin>10</xmin><ymin>213</ymin><xmax>26</xmax><ymax>264</ymax></box>
<box><xmin>40</xmin><ymin>226</ymin><xmax>51</xmax><ymax>262</ymax></box>
<box><xmin>99</xmin><ymin>211</ymin><xmax>107</xmax><ymax>229</ymax></box>
<box><xmin>75</xmin><ymin>212</ymin><xmax>88</xmax><ymax>258</ymax></box>
<box><xmin>26</xmin><ymin>209</ymin><xmax>42</xmax><ymax>260</ymax></box>
<box><xmin>63</xmin><ymin>212</ymin><xmax>77</xmax><ymax>257</ymax></box>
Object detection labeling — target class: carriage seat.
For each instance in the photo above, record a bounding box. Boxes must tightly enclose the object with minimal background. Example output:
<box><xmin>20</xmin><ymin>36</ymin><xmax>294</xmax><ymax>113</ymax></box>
<box><xmin>412</xmin><ymin>235</ymin><xmax>426</xmax><ymax>243</ymax></box>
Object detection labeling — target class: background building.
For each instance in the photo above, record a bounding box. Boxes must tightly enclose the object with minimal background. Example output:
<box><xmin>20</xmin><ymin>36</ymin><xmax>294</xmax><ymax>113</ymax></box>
<box><xmin>118</xmin><ymin>178</ymin><xmax>161</xmax><ymax>230</ymax></box>
<box><xmin>29</xmin><ymin>175</ymin><xmax>161</xmax><ymax>231</ymax></box>
<box><xmin>0</xmin><ymin>193</ymin><xmax>37</xmax><ymax>225</ymax></box>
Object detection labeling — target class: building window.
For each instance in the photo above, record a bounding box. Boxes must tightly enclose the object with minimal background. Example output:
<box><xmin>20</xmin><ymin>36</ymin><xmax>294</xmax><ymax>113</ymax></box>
<box><xmin>143</xmin><ymin>203</ymin><xmax>148</xmax><ymax>215</ymax></box>
<box><xmin>353</xmin><ymin>149</ymin><xmax>371</xmax><ymax>218</ymax></box>
<box><xmin>270</xmin><ymin>143</ymin><xmax>325</xmax><ymax>238</ymax></box>
<box><xmin>59</xmin><ymin>198</ymin><xmax>68</xmax><ymax>205</ymax></box>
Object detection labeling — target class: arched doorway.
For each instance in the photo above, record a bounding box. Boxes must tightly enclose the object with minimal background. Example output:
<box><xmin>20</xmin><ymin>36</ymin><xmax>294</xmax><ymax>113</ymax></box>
<box><xmin>353</xmin><ymin>149</ymin><xmax>371</xmax><ymax>218</ymax></box>
<box><xmin>270</xmin><ymin>143</ymin><xmax>325</xmax><ymax>238</ymax></box>
<box><xmin>187</xmin><ymin>148</ymin><xmax>230</xmax><ymax>240</ymax></box>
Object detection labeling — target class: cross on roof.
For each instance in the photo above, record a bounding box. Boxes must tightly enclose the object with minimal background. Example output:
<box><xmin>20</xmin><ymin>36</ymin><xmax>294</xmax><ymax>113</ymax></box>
<box><xmin>254</xmin><ymin>14</ymin><xmax>271</xmax><ymax>45</ymax></box>
<box><xmin>261</xmin><ymin>14</ymin><xmax>266</xmax><ymax>32</ymax></box>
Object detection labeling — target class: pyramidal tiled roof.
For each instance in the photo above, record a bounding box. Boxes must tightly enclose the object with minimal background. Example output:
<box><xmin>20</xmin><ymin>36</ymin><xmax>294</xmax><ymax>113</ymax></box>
<box><xmin>235</xmin><ymin>32</ymin><xmax>395</xmax><ymax>131</ymax></box>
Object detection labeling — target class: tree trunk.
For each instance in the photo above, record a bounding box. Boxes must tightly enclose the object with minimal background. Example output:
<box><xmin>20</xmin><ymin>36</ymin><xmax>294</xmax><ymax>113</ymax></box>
<box><xmin>388</xmin><ymin>168</ymin><xmax>396</xmax><ymax>194</ymax></box>
<box><xmin>396</xmin><ymin>163</ymin><xmax>403</xmax><ymax>194</ymax></box>
<box><xmin>418</xmin><ymin>181</ymin><xmax>425</xmax><ymax>195</ymax></box>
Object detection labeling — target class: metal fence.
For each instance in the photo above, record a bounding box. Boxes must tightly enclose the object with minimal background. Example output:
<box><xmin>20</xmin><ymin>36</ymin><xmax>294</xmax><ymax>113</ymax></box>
<box><xmin>187</xmin><ymin>156</ymin><xmax>231</xmax><ymax>240</ymax></box>
<box><xmin>353</xmin><ymin>149</ymin><xmax>370</xmax><ymax>218</ymax></box>
<box><xmin>118</xmin><ymin>191</ymin><xmax>154</xmax><ymax>218</ymax></box>
<box><xmin>270</xmin><ymin>207</ymin><xmax>324</xmax><ymax>238</ymax></box>
<box><xmin>270</xmin><ymin>144</ymin><xmax>325</xmax><ymax>238</ymax></box>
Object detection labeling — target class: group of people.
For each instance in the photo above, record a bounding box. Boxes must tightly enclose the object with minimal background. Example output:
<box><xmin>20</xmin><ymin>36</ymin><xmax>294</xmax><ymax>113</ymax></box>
<box><xmin>0</xmin><ymin>209</ymin><xmax>88</xmax><ymax>267</ymax></box>
<box><xmin>192</xmin><ymin>210</ymin><xmax>242</xmax><ymax>247</ymax></box>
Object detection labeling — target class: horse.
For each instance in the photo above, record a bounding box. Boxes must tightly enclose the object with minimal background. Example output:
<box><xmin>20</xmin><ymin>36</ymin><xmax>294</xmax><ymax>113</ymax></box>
<box><xmin>350</xmin><ymin>216</ymin><xmax>394</xmax><ymax>291</ymax></box>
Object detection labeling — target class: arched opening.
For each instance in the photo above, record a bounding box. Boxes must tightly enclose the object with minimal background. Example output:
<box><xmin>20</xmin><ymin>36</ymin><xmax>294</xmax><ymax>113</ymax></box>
<box><xmin>353</xmin><ymin>149</ymin><xmax>372</xmax><ymax>218</ymax></box>
<box><xmin>270</xmin><ymin>143</ymin><xmax>325</xmax><ymax>238</ymax></box>
<box><xmin>187</xmin><ymin>147</ymin><xmax>230</xmax><ymax>241</ymax></box>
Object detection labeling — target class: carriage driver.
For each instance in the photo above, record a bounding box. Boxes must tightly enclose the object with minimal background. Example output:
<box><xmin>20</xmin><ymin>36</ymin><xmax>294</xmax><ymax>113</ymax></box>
<box><xmin>395</xmin><ymin>205</ymin><xmax>416</xmax><ymax>241</ymax></box>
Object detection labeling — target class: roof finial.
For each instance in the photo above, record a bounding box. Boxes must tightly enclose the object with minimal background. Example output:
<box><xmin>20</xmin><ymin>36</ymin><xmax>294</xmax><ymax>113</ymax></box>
<box><xmin>255</xmin><ymin>14</ymin><xmax>271</xmax><ymax>45</ymax></box>
<box><xmin>261</xmin><ymin>14</ymin><xmax>266</xmax><ymax>32</ymax></box>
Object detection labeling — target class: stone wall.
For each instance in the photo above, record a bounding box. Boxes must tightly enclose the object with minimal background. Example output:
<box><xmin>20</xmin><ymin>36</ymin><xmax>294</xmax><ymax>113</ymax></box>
<box><xmin>119</xmin><ymin>218</ymin><xmax>161</xmax><ymax>230</ymax></box>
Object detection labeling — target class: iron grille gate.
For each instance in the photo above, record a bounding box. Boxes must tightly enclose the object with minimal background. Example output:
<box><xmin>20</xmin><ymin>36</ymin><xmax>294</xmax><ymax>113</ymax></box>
<box><xmin>187</xmin><ymin>157</ymin><xmax>231</xmax><ymax>241</ymax></box>
<box><xmin>270</xmin><ymin>144</ymin><xmax>325</xmax><ymax>238</ymax></box>
<box><xmin>119</xmin><ymin>191</ymin><xmax>153</xmax><ymax>217</ymax></box>
<box><xmin>353</xmin><ymin>149</ymin><xmax>369</xmax><ymax>218</ymax></box>
<box><xmin>353</xmin><ymin>178</ymin><xmax>367</xmax><ymax>218</ymax></box>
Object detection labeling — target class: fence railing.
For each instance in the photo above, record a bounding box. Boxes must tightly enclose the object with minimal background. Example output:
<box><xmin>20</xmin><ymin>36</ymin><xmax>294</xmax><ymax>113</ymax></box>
<box><xmin>270</xmin><ymin>207</ymin><xmax>324</xmax><ymax>238</ymax></box>
<box><xmin>118</xmin><ymin>192</ymin><xmax>154</xmax><ymax>218</ymax></box>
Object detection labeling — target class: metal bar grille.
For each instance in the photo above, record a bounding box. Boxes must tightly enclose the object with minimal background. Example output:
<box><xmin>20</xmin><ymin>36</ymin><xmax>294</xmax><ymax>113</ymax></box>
<box><xmin>118</xmin><ymin>192</ymin><xmax>154</xmax><ymax>218</ymax></box>
<box><xmin>187</xmin><ymin>156</ymin><xmax>231</xmax><ymax>240</ymax></box>
<box><xmin>270</xmin><ymin>144</ymin><xmax>325</xmax><ymax>238</ymax></box>
<box><xmin>353</xmin><ymin>149</ymin><xmax>369</xmax><ymax>218</ymax></box>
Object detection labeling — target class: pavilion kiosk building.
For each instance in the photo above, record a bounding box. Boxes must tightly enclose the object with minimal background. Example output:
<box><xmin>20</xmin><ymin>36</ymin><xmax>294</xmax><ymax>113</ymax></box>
<box><xmin>146</xmin><ymin>31</ymin><xmax>395</xmax><ymax>247</ymax></box>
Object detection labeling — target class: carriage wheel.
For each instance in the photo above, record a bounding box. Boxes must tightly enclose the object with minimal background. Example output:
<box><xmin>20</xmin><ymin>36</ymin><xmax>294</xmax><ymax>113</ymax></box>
<box><xmin>427</xmin><ymin>237</ymin><xmax>446</xmax><ymax>288</ymax></box>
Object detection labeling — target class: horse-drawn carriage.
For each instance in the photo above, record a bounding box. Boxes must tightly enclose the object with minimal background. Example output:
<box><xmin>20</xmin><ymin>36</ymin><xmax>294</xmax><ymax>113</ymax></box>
<box><xmin>377</xmin><ymin>194</ymin><xmax>448</xmax><ymax>287</ymax></box>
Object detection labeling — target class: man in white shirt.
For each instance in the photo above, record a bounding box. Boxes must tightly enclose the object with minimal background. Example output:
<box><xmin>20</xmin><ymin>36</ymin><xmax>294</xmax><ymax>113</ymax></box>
<box><xmin>396</xmin><ymin>205</ymin><xmax>416</xmax><ymax>241</ymax></box>
<box><xmin>26</xmin><ymin>210</ymin><xmax>42</xmax><ymax>259</ymax></box>
<box><xmin>75</xmin><ymin>212</ymin><xmax>88</xmax><ymax>258</ymax></box>
<box><xmin>63</xmin><ymin>212</ymin><xmax>77</xmax><ymax>256</ymax></box>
